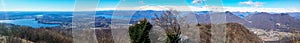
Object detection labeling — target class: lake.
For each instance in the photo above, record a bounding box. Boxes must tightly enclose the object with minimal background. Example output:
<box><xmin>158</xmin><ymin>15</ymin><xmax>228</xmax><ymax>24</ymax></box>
<box><xmin>0</xmin><ymin>19</ymin><xmax>60</xmax><ymax>28</ymax></box>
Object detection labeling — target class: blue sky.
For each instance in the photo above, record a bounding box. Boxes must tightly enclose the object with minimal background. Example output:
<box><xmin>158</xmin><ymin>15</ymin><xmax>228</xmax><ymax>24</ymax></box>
<box><xmin>0</xmin><ymin>0</ymin><xmax>299</xmax><ymax>11</ymax></box>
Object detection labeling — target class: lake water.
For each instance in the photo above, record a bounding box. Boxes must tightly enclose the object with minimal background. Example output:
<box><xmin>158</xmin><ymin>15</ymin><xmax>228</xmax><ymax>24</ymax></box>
<box><xmin>0</xmin><ymin>19</ymin><xmax>59</xmax><ymax>28</ymax></box>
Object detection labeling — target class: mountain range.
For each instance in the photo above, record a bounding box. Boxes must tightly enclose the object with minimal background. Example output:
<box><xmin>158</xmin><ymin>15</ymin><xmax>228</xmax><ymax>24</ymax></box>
<box><xmin>196</xmin><ymin>11</ymin><xmax>300</xmax><ymax>32</ymax></box>
<box><xmin>1</xmin><ymin>11</ymin><xmax>300</xmax><ymax>43</ymax></box>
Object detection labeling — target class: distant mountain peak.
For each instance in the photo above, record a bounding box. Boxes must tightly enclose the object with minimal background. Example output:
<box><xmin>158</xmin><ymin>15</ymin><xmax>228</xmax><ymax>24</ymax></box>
<box><xmin>197</xmin><ymin>23</ymin><xmax>263</xmax><ymax>43</ymax></box>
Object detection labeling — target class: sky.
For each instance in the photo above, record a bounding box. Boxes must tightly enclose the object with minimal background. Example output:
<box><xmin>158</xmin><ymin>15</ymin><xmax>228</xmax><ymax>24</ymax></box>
<box><xmin>0</xmin><ymin>0</ymin><xmax>299</xmax><ymax>11</ymax></box>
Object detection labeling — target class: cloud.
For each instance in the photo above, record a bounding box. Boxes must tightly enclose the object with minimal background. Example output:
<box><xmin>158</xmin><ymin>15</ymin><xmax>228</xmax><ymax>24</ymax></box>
<box><xmin>239</xmin><ymin>1</ymin><xmax>253</xmax><ymax>5</ymax></box>
<box><xmin>224</xmin><ymin>7</ymin><xmax>300</xmax><ymax>13</ymax></box>
<box><xmin>192</xmin><ymin>0</ymin><xmax>205</xmax><ymax>5</ymax></box>
<box><xmin>97</xmin><ymin>6</ymin><xmax>300</xmax><ymax>13</ymax></box>
<box><xmin>139</xmin><ymin>1</ymin><xmax>145</xmax><ymax>4</ymax></box>
<box><xmin>253</xmin><ymin>2</ymin><xmax>264</xmax><ymax>7</ymax></box>
<box><xmin>239</xmin><ymin>0</ymin><xmax>264</xmax><ymax>7</ymax></box>
<box><xmin>97</xmin><ymin>6</ymin><xmax>209</xmax><ymax>11</ymax></box>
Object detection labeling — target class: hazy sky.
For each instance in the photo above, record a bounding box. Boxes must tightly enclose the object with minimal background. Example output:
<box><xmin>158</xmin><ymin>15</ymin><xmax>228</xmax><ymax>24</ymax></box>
<box><xmin>0</xmin><ymin>0</ymin><xmax>299</xmax><ymax>11</ymax></box>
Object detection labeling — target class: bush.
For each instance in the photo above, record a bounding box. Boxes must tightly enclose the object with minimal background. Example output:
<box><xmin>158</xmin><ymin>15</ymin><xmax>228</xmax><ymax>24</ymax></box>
<box><xmin>129</xmin><ymin>18</ymin><xmax>153</xmax><ymax>43</ymax></box>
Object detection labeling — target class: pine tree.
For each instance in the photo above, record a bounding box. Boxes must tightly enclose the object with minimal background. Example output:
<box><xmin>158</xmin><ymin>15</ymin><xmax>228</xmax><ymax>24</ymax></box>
<box><xmin>128</xmin><ymin>18</ymin><xmax>152</xmax><ymax>43</ymax></box>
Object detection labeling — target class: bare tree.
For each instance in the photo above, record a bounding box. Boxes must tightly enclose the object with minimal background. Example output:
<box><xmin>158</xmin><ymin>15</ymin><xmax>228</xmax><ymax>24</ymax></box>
<box><xmin>153</xmin><ymin>9</ymin><xmax>181</xmax><ymax>43</ymax></box>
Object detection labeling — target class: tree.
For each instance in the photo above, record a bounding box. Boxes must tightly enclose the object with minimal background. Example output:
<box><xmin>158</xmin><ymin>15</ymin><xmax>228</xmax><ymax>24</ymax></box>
<box><xmin>153</xmin><ymin>10</ymin><xmax>181</xmax><ymax>43</ymax></box>
<box><xmin>128</xmin><ymin>18</ymin><xmax>153</xmax><ymax>43</ymax></box>
<box><xmin>290</xmin><ymin>28</ymin><xmax>300</xmax><ymax>43</ymax></box>
<box><xmin>294</xmin><ymin>29</ymin><xmax>300</xmax><ymax>43</ymax></box>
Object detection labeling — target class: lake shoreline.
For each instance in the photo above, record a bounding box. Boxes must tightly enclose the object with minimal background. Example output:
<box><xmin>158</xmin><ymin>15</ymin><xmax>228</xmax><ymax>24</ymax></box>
<box><xmin>0</xmin><ymin>19</ymin><xmax>60</xmax><ymax>28</ymax></box>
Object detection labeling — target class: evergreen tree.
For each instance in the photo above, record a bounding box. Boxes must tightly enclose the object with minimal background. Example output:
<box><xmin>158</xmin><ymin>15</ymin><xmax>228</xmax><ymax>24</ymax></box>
<box><xmin>129</xmin><ymin>18</ymin><xmax>152</xmax><ymax>43</ymax></box>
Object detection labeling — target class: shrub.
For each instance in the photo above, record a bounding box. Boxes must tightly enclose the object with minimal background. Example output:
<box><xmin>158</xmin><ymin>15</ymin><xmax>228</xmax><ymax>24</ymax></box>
<box><xmin>129</xmin><ymin>18</ymin><xmax>152</xmax><ymax>43</ymax></box>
